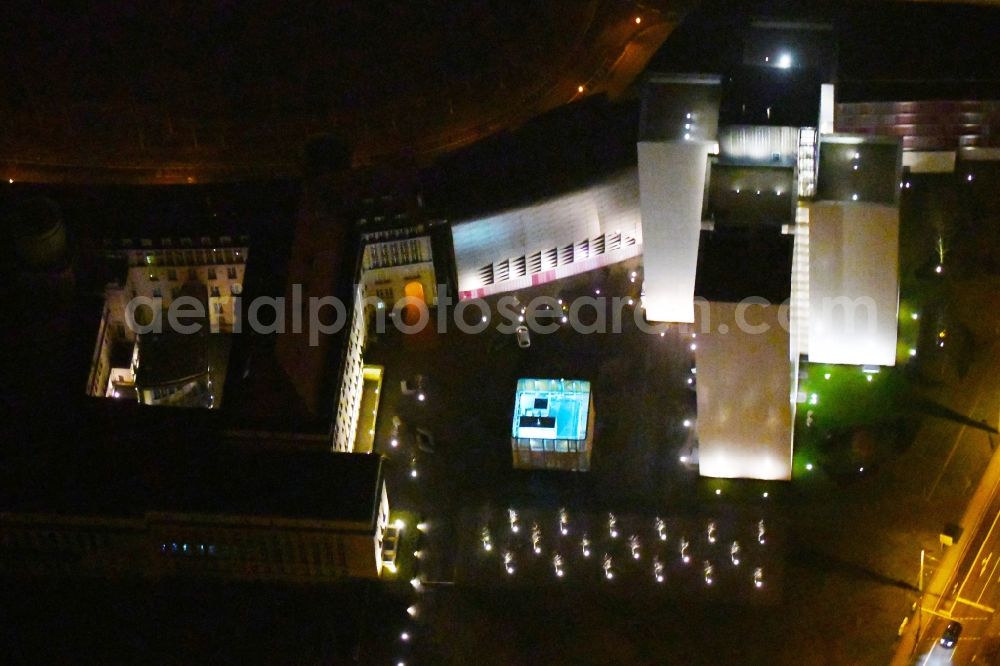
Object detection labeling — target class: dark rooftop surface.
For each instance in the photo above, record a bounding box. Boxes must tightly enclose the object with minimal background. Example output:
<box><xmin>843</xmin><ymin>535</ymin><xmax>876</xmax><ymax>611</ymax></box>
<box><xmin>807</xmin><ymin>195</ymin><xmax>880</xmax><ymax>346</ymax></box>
<box><xmin>0</xmin><ymin>441</ymin><xmax>383</xmax><ymax>525</ymax></box>
<box><xmin>694</xmin><ymin>225</ymin><xmax>793</xmax><ymax>304</ymax></box>
<box><xmin>719</xmin><ymin>65</ymin><xmax>821</xmax><ymax>127</ymax></box>
<box><xmin>837</xmin><ymin>79</ymin><xmax>1000</xmax><ymax>104</ymax></box>
<box><xmin>707</xmin><ymin>163</ymin><xmax>796</xmax><ymax>227</ymax></box>
<box><xmin>639</xmin><ymin>74</ymin><xmax>722</xmax><ymax>142</ymax></box>
<box><xmin>5</xmin><ymin>181</ymin><xmax>301</xmax><ymax>241</ymax></box>
<box><xmin>421</xmin><ymin>95</ymin><xmax>640</xmax><ymax>221</ymax></box>
<box><xmin>135</xmin><ymin>284</ymin><xmax>210</xmax><ymax>388</ymax></box>
<box><xmin>816</xmin><ymin>138</ymin><xmax>900</xmax><ymax>205</ymax></box>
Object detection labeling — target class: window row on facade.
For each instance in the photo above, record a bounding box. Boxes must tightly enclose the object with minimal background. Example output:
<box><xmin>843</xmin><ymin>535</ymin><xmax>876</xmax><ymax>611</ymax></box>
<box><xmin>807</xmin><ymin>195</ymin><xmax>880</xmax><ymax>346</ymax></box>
<box><xmin>133</xmin><ymin>247</ymin><xmax>246</xmax><ymax>268</ymax></box>
<box><xmin>478</xmin><ymin>231</ymin><xmax>638</xmax><ymax>287</ymax></box>
<box><xmin>512</xmin><ymin>437</ymin><xmax>587</xmax><ymax>453</ymax></box>
<box><xmin>145</xmin><ymin>266</ymin><xmax>240</xmax><ymax>281</ymax></box>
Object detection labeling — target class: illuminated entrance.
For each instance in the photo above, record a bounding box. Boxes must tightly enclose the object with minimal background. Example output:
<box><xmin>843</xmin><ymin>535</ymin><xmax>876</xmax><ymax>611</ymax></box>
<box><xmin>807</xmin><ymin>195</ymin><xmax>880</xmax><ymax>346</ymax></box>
<box><xmin>403</xmin><ymin>281</ymin><xmax>425</xmax><ymax>326</ymax></box>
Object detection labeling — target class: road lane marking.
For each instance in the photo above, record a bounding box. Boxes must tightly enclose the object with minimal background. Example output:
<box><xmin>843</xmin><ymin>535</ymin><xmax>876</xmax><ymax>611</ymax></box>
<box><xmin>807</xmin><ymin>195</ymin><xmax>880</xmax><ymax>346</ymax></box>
<box><xmin>951</xmin><ymin>507</ymin><xmax>1000</xmax><ymax>614</ymax></box>
<box><xmin>982</xmin><ymin>552</ymin><xmax>994</xmax><ymax>576</ymax></box>
<box><xmin>955</xmin><ymin>597</ymin><xmax>996</xmax><ymax>613</ymax></box>
<box><xmin>977</xmin><ymin>555</ymin><xmax>1000</xmax><ymax>603</ymax></box>
<box><xmin>921</xmin><ymin>606</ymin><xmax>954</xmax><ymax>619</ymax></box>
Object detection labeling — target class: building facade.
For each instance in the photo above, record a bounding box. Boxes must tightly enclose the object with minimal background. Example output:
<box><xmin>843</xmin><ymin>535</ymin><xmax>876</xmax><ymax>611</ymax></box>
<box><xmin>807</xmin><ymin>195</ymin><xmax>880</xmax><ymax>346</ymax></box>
<box><xmin>0</xmin><ymin>450</ymin><xmax>391</xmax><ymax>582</ymax></box>
<box><xmin>86</xmin><ymin>235</ymin><xmax>248</xmax><ymax>403</ymax></box>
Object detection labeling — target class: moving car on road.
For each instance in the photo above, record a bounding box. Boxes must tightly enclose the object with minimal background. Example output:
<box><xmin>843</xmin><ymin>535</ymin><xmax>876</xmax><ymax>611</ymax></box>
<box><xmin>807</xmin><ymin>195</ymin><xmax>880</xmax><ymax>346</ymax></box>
<box><xmin>939</xmin><ymin>620</ymin><xmax>962</xmax><ymax>649</ymax></box>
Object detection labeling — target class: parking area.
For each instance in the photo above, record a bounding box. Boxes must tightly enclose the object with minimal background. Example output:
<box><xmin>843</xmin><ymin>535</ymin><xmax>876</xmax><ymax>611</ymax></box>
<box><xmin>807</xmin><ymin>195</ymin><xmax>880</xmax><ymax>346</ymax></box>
<box><xmin>362</xmin><ymin>258</ymin><xmax>781</xmax><ymax>588</ymax></box>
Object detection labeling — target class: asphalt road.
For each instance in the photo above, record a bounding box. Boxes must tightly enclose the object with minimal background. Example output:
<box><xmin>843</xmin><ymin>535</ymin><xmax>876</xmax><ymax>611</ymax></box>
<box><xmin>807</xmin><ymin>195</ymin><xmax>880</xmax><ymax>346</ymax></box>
<box><xmin>914</xmin><ymin>484</ymin><xmax>1000</xmax><ymax>664</ymax></box>
<box><xmin>893</xmin><ymin>341</ymin><xmax>1000</xmax><ymax>665</ymax></box>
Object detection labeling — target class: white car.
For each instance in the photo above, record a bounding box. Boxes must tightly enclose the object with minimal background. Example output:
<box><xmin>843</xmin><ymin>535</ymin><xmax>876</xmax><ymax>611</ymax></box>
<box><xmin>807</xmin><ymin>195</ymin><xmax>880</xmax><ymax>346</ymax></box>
<box><xmin>515</xmin><ymin>325</ymin><xmax>531</xmax><ymax>348</ymax></box>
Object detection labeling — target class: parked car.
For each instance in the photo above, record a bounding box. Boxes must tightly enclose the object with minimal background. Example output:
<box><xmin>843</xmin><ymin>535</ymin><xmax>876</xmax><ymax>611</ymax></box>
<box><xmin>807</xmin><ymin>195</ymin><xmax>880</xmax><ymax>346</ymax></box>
<box><xmin>515</xmin><ymin>325</ymin><xmax>531</xmax><ymax>349</ymax></box>
<box><xmin>415</xmin><ymin>427</ymin><xmax>435</xmax><ymax>453</ymax></box>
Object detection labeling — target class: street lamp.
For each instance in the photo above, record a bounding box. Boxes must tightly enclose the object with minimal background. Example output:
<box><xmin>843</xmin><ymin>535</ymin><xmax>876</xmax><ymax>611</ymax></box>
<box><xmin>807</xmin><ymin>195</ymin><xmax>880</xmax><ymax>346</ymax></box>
<box><xmin>655</xmin><ymin>517</ymin><xmax>666</xmax><ymax>541</ymax></box>
<box><xmin>918</xmin><ymin>548</ymin><xmax>925</xmax><ymax>594</ymax></box>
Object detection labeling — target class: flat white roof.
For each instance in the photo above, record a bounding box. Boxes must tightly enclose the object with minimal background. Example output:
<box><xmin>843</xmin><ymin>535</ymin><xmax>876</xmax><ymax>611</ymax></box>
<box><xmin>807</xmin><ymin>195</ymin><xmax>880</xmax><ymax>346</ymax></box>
<box><xmin>695</xmin><ymin>301</ymin><xmax>794</xmax><ymax>481</ymax></box>
<box><xmin>807</xmin><ymin>202</ymin><xmax>899</xmax><ymax>366</ymax></box>
<box><xmin>638</xmin><ymin>141</ymin><xmax>712</xmax><ymax>322</ymax></box>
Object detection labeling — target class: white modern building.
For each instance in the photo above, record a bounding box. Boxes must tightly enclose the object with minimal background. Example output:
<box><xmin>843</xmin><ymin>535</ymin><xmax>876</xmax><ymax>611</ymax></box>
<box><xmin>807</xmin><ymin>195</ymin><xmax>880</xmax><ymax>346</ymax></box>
<box><xmin>695</xmin><ymin>301</ymin><xmax>796</xmax><ymax>481</ymax></box>
<box><xmin>637</xmin><ymin>75</ymin><xmax>721</xmax><ymax>323</ymax></box>
<box><xmin>451</xmin><ymin>169</ymin><xmax>642</xmax><ymax>300</ymax></box>
<box><xmin>442</xmin><ymin>22</ymin><xmax>915</xmax><ymax>480</ymax></box>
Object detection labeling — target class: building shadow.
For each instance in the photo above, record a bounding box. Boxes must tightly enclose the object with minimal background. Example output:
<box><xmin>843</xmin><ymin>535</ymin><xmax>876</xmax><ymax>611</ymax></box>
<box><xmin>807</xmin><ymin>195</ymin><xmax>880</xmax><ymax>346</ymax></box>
<box><xmin>791</xmin><ymin>547</ymin><xmax>918</xmax><ymax>592</ymax></box>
